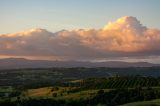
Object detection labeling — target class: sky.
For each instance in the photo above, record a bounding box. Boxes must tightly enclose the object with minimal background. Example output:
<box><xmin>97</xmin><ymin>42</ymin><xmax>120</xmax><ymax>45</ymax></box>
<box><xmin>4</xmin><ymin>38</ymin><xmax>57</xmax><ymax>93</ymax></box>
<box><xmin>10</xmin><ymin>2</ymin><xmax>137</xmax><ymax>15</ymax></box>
<box><xmin>0</xmin><ymin>0</ymin><xmax>160</xmax><ymax>34</ymax></box>
<box><xmin>0</xmin><ymin>0</ymin><xmax>160</xmax><ymax>63</ymax></box>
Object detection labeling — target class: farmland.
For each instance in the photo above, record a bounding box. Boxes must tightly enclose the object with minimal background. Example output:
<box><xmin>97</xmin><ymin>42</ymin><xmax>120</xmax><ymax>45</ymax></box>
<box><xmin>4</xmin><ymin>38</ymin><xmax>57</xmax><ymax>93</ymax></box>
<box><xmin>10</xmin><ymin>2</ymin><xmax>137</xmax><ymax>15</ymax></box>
<box><xmin>0</xmin><ymin>67</ymin><xmax>160</xmax><ymax>106</ymax></box>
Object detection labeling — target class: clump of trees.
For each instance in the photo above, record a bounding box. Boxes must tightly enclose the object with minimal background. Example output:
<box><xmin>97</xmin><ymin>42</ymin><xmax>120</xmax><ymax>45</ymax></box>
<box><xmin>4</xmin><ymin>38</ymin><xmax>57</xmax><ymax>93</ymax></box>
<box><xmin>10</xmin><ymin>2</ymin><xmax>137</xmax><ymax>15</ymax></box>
<box><xmin>87</xmin><ymin>87</ymin><xmax>160</xmax><ymax>106</ymax></box>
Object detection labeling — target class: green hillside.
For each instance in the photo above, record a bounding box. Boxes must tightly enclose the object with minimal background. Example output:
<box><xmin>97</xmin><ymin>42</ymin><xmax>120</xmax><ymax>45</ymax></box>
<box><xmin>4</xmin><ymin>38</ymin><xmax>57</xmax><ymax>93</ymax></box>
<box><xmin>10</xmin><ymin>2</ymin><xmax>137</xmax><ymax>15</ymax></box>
<box><xmin>1</xmin><ymin>76</ymin><xmax>160</xmax><ymax>106</ymax></box>
<box><xmin>121</xmin><ymin>99</ymin><xmax>160</xmax><ymax>106</ymax></box>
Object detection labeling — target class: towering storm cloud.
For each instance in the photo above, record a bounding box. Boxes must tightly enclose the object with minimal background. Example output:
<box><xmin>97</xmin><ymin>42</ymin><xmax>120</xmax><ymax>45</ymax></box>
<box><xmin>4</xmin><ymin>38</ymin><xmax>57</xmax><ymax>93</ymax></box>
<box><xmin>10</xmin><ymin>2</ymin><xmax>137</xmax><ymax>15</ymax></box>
<box><xmin>0</xmin><ymin>16</ymin><xmax>160</xmax><ymax>60</ymax></box>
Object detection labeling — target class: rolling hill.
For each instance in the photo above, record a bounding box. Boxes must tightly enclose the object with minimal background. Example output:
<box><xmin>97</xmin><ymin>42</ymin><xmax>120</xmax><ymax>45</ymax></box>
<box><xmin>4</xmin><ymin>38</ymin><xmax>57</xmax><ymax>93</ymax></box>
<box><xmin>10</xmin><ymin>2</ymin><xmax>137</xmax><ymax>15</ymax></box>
<box><xmin>0</xmin><ymin>58</ymin><xmax>159</xmax><ymax>69</ymax></box>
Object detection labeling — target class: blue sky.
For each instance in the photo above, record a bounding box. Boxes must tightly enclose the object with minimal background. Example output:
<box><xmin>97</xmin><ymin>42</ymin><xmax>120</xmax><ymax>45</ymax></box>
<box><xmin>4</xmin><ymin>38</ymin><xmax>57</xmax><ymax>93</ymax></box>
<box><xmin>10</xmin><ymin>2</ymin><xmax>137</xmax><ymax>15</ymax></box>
<box><xmin>0</xmin><ymin>0</ymin><xmax>160</xmax><ymax>34</ymax></box>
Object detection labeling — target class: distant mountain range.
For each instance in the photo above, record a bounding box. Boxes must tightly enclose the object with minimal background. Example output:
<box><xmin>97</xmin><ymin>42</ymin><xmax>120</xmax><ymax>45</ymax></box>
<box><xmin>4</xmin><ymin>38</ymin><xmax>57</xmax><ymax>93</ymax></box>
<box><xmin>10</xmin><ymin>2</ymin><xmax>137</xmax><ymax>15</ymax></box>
<box><xmin>0</xmin><ymin>58</ymin><xmax>159</xmax><ymax>69</ymax></box>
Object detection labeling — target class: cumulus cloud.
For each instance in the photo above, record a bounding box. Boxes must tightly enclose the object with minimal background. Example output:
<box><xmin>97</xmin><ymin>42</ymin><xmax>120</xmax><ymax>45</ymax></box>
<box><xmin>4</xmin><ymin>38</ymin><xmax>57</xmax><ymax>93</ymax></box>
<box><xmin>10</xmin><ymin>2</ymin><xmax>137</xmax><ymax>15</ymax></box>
<box><xmin>0</xmin><ymin>16</ymin><xmax>160</xmax><ymax>60</ymax></box>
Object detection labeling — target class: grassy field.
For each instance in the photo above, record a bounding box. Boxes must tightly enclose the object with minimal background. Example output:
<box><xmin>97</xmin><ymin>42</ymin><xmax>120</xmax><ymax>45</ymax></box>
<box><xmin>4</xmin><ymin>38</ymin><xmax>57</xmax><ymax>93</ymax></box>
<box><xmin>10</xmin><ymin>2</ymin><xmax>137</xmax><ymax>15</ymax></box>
<box><xmin>21</xmin><ymin>87</ymin><xmax>109</xmax><ymax>100</ymax></box>
<box><xmin>120</xmin><ymin>99</ymin><xmax>160</xmax><ymax>106</ymax></box>
<box><xmin>0</xmin><ymin>86</ymin><xmax>13</xmax><ymax>92</ymax></box>
<box><xmin>22</xmin><ymin>87</ymin><xmax>71</xmax><ymax>98</ymax></box>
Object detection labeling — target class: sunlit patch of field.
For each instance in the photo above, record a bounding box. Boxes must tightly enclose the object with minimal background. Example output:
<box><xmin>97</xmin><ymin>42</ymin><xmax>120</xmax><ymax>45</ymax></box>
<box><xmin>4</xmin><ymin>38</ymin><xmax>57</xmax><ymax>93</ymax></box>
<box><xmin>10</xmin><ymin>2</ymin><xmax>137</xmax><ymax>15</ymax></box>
<box><xmin>22</xmin><ymin>86</ymin><xmax>110</xmax><ymax>100</ymax></box>
<box><xmin>24</xmin><ymin>87</ymin><xmax>52</xmax><ymax>97</ymax></box>
<box><xmin>70</xmin><ymin>79</ymin><xmax>82</xmax><ymax>83</ymax></box>
<box><xmin>22</xmin><ymin>87</ymin><xmax>77</xmax><ymax>98</ymax></box>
